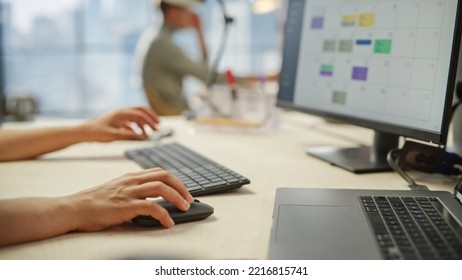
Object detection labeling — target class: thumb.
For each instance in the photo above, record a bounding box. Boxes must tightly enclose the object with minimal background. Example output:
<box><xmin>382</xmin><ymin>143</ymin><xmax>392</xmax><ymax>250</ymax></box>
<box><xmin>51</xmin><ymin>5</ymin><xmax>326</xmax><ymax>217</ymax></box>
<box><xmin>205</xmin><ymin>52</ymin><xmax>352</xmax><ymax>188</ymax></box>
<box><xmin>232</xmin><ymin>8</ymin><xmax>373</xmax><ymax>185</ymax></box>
<box><xmin>112</xmin><ymin>128</ymin><xmax>147</xmax><ymax>141</ymax></box>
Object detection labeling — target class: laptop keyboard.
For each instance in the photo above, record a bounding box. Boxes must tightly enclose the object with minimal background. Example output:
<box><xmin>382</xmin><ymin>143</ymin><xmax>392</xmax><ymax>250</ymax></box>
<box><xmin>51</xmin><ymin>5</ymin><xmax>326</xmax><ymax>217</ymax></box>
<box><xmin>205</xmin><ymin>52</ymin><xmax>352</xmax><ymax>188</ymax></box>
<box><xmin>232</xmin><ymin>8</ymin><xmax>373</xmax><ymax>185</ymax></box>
<box><xmin>125</xmin><ymin>142</ymin><xmax>250</xmax><ymax>196</ymax></box>
<box><xmin>360</xmin><ymin>196</ymin><xmax>462</xmax><ymax>260</ymax></box>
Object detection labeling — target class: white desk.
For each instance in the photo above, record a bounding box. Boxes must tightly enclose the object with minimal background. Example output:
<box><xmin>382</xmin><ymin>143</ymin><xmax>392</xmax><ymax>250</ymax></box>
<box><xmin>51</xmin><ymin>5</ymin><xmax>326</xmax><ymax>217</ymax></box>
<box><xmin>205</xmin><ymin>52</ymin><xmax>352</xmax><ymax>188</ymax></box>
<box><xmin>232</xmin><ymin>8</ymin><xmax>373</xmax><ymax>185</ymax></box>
<box><xmin>0</xmin><ymin>111</ymin><xmax>456</xmax><ymax>259</ymax></box>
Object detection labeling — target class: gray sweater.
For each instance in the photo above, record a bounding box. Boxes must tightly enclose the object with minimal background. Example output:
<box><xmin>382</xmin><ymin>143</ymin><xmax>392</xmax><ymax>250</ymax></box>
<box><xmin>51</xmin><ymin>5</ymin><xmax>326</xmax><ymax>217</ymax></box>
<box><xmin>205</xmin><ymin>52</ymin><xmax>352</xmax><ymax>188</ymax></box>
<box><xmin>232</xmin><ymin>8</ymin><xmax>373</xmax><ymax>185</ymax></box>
<box><xmin>142</xmin><ymin>23</ymin><xmax>223</xmax><ymax>110</ymax></box>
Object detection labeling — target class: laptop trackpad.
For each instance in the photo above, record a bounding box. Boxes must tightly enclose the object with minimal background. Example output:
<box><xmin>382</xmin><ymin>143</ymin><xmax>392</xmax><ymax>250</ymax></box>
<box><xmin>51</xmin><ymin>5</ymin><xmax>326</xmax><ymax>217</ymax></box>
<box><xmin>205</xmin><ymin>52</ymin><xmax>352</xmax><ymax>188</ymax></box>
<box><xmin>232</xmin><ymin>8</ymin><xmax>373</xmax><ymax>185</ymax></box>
<box><xmin>275</xmin><ymin>205</ymin><xmax>379</xmax><ymax>259</ymax></box>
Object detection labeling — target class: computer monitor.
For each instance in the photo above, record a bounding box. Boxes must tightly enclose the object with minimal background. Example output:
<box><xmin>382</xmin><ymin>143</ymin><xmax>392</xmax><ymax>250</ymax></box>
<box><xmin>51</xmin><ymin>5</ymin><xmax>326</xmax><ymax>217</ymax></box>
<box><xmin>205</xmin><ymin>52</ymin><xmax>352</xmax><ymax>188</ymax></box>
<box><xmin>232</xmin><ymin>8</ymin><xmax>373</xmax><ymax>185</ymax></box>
<box><xmin>278</xmin><ymin>0</ymin><xmax>462</xmax><ymax>173</ymax></box>
<box><xmin>0</xmin><ymin>5</ymin><xmax>5</xmax><ymax>126</ymax></box>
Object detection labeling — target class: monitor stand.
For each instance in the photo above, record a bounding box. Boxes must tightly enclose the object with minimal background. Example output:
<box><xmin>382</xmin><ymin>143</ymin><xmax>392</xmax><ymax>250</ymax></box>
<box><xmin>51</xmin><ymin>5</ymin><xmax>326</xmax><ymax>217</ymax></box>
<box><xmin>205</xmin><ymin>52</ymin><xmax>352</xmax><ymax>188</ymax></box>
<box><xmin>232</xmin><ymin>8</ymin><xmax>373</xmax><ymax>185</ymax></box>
<box><xmin>305</xmin><ymin>131</ymin><xmax>400</xmax><ymax>174</ymax></box>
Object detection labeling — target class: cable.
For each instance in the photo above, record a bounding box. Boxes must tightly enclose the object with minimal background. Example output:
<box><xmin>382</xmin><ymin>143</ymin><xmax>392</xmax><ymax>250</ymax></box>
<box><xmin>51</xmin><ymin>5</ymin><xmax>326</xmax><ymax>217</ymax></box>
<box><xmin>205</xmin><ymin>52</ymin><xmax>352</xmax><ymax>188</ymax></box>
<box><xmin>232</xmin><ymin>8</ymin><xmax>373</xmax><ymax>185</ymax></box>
<box><xmin>206</xmin><ymin>0</ymin><xmax>234</xmax><ymax>88</ymax></box>
<box><xmin>387</xmin><ymin>148</ymin><xmax>429</xmax><ymax>191</ymax></box>
<box><xmin>191</xmin><ymin>0</ymin><xmax>234</xmax><ymax>119</ymax></box>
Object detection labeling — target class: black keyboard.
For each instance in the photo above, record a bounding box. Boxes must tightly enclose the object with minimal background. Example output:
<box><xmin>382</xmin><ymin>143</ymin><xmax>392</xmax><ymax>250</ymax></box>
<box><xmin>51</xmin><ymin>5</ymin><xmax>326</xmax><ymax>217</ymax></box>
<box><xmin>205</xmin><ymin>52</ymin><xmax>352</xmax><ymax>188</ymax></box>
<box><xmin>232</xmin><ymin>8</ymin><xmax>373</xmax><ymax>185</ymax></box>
<box><xmin>125</xmin><ymin>142</ymin><xmax>250</xmax><ymax>195</ymax></box>
<box><xmin>360</xmin><ymin>196</ymin><xmax>462</xmax><ymax>260</ymax></box>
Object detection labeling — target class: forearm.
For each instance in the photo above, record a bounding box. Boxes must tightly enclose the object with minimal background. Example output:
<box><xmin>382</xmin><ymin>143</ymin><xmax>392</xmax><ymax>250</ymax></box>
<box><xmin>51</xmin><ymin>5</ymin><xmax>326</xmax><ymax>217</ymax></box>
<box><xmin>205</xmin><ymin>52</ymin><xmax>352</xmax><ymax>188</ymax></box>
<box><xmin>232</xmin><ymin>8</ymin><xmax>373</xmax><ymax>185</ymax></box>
<box><xmin>196</xmin><ymin>30</ymin><xmax>208</xmax><ymax>61</ymax></box>
<box><xmin>0</xmin><ymin>197</ymin><xmax>78</xmax><ymax>246</ymax></box>
<box><xmin>190</xmin><ymin>13</ymin><xmax>207</xmax><ymax>61</ymax></box>
<box><xmin>0</xmin><ymin>125</ymin><xmax>94</xmax><ymax>161</ymax></box>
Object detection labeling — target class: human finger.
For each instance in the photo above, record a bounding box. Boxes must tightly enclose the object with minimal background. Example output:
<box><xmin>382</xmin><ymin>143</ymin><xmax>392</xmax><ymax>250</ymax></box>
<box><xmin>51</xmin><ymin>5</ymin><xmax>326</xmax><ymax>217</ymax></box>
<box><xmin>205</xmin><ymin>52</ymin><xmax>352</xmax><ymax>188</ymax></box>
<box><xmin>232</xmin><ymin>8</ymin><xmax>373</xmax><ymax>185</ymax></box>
<box><xmin>125</xmin><ymin>107</ymin><xmax>160</xmax><ymax>130</ymax></box>
<box><xmin>124</xmin><ymin>168</ymin><xmax>164</xmax><ymax>177</ymax></box>
<box><xmin>111</xmin><ymin>127</ymin><xmax>147</xmax><ymax>141</ymax></box>
<box><xmin>114</xmin><ymin>109</ymin><xmax>159</xmax><ymax>133</ymax></box>
<box><xmin>132</xmin><ymin>200</ymin><xmax>175</xmax><ymax>228</ymax></box>
<box><xmin>131</xmin><ymin>169</ymin><xmax>194</xmax><ymax>203</ymax></box>
<box><xmin>132</xmin><ymin>181</ymin><xmax>191</xmax><ymax>211</ymax></box>
<box><xmin>122</xmin><ymin>122</ymin><xmax>148</xmax><ymax>139</ymax></box>
<box><xmin>131</xmin><ymin>107</ymin><xmax>160</xmax><ymax>125</ymax></box>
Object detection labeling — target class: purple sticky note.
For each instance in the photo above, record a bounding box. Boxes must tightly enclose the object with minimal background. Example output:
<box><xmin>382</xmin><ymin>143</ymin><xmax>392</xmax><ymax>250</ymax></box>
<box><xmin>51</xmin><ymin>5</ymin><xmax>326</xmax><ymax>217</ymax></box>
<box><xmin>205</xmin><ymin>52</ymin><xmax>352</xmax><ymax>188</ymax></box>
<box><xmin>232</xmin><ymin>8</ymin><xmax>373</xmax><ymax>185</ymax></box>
<box><xmin>320</xmin><ymin>70</ymin><xmax>333</xmax><ymax>76</ymax></box>
<box><xmin>352</xmin><ymin>66</ymin><xmax>368</xmax><ymax>81</ymax></box>
<box><xmin>311</xmin><ymin>17</ymin><xmax>324</xmax><ymax>29</ymax></box>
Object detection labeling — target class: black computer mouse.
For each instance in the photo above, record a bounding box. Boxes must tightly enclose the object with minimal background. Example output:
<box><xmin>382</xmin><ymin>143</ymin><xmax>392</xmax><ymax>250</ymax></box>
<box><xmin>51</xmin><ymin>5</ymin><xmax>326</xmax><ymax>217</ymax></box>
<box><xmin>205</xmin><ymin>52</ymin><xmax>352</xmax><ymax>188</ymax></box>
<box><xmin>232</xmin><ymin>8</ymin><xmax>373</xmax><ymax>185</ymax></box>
<box><xmin>132</xmin><ymin>199</ymin><xmax>214</xmax><ymax>227</ymax></box>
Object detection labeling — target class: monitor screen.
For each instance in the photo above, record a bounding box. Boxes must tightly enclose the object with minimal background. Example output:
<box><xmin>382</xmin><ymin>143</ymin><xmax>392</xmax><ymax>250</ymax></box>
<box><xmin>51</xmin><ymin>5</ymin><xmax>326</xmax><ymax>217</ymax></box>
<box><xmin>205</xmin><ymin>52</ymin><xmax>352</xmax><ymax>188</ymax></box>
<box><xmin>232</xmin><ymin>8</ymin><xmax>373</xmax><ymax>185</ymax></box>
<box><xmin>278</xmin><ymin>0</ymin><xmax>462</xmax><ymax>173</ymax></box>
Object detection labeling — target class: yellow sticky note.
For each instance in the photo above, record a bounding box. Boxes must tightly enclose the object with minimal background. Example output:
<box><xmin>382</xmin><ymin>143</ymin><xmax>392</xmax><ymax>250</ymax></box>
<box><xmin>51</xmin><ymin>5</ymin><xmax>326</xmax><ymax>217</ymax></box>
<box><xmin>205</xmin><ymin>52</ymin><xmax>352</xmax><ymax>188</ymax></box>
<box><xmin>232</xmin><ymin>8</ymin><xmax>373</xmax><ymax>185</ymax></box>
<box><xmin>342</xmin><ymin>15</ymin><xmax>356</xmax><ymax>27</ymax></box>
<box><xmin>359</xmin><ymin>13</ymin><xmax>375</xmax><ymax>27</ymax></box>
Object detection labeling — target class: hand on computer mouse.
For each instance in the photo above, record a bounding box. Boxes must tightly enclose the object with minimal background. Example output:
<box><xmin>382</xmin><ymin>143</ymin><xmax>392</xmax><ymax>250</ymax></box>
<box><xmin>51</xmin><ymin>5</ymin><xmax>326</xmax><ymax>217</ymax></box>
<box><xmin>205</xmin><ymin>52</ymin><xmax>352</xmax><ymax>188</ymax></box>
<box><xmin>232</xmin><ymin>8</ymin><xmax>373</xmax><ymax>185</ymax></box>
<box><xmin>81</xmin><ymin>106</ymin><xmax>160</xmax><ymax>141</ymax></box>
<box><xmin>132</xmin><ymin>199</ymin><xmax>214</xmax><ymax>227</ymax></box>
<box><xmin>68</xmin><ymin>168</ymin><xmax>194</xmax><ymax>230</ymax></box>
<box><xmin>0</xmin><ymin>106</ymin><xmax>160</xmax><ymax>162</ymax></box>
<box><xmin>0</xmin><ymin>168</ymin><xmax>194</xmax><ymax>246</ymax></box>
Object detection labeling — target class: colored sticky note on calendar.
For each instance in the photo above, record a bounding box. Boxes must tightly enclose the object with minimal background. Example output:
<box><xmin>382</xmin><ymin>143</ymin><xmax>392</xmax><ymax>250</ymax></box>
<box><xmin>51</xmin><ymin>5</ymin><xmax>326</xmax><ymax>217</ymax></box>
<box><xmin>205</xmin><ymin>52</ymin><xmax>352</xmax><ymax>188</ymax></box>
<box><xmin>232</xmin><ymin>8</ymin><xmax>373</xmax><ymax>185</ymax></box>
<box><xmin>359</xmin><ymin>13</ymin><xmax>375</xmax><ymax>27</ymax></box>
<box><xmin>342</xmin><ymin>15</ymin><xmax>356</xmax><ymax>27</ymax></box>
<box><xmin>374</xmin><ymin>39</ymin><xmax>392</xmax><ymax>54</ymax></box>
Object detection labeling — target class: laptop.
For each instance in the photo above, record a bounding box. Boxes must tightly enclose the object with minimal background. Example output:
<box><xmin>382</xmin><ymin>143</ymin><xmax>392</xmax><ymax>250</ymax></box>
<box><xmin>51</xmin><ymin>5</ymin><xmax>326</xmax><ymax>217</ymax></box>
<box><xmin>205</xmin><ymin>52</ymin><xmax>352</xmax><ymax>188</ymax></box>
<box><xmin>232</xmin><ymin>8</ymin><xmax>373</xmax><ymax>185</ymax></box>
<box><xmin>268</xmin><ymin>178</ymin><xmax>462</xmax><ymax>260</ymax></box>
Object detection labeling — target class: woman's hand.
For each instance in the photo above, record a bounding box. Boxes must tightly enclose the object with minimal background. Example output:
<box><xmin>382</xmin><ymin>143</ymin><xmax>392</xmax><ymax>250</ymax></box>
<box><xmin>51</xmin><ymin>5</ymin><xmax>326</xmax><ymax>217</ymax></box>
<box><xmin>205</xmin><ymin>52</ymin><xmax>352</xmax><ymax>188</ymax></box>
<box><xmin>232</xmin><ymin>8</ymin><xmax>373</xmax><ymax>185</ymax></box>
<box><xmin>0</xmin><ymin>168</ymin><xmax>194</xmax><ymax>246</ymax></box>
<box><xmin>80</xmin><ymin>107</ymin><xmax>160</xmax><ymax>142</ymax></box>
<box><xmin>69</xmin><ymin>168</ymin><xmax>194</xmax><ymax>230</ymax></box>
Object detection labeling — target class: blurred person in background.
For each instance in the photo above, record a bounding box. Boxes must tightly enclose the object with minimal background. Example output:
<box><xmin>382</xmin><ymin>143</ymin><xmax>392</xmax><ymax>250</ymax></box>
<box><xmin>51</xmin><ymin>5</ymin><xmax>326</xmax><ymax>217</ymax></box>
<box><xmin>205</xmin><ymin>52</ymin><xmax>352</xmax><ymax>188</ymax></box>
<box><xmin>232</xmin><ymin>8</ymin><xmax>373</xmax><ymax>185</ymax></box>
<box><xmin>141</xmin><ymin>0</ymin><xmax>277</xmax><ymax>116</ymax></box>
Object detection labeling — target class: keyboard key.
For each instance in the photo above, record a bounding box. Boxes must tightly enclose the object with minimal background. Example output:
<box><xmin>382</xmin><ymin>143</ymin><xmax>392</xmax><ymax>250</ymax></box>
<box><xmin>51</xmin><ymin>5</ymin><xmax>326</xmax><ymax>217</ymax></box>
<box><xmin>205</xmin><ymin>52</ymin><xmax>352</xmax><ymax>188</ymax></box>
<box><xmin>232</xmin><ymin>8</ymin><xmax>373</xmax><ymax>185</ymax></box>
<box><xmin>360</xmin><ymin>195</ymin><xmax>462</xmax><ymax>260</ymax></box>
<box><xmin>125</xmin><ymin>142</ymin><xmax>250</xmax><ymax>195</ymax></box>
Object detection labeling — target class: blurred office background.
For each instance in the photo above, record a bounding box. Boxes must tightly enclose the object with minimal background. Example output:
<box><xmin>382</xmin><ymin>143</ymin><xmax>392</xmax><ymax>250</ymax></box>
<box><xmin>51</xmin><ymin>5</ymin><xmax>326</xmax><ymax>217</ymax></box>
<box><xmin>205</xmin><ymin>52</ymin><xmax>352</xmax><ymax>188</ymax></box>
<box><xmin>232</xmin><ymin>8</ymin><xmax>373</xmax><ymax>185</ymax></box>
<box><xmin>0</xmin><ymin>0</ymin><xmax>282</xmax><ymax>118</ymax></box>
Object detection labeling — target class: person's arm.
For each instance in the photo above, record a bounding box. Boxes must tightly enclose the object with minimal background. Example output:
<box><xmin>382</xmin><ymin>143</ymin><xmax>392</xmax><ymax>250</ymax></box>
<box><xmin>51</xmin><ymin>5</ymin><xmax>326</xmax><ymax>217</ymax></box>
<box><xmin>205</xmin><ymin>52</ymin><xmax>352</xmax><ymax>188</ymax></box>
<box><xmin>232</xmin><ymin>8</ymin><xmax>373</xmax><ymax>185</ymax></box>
<box><xmin>190</xmin><ymin>12</ymin><xmax>208</xmax><ymax>61</ymax></box>
<box><xmin>0</xmin><ymin>107</ymin><xmax>159</xmax><ymax>162</ymax></box>
<box><xmin>0</xmin><ymin>168</ymin><xmax>194</xmax><ymax>246</ymax></box>
<box><xmin>164</xmin><ymin>12</ymin><xmax>276</xmax><ymax>87</ymax></box>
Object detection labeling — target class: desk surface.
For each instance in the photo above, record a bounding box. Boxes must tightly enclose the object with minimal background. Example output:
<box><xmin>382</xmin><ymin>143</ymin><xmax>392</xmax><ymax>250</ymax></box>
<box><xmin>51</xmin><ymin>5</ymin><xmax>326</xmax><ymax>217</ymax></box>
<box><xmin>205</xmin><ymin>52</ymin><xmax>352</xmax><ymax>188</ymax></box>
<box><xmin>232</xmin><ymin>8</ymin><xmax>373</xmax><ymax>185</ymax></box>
<box><xmin>0</xmin><ymin>111</ymin><xmax>457</xmax><ymax>259</ymax></box>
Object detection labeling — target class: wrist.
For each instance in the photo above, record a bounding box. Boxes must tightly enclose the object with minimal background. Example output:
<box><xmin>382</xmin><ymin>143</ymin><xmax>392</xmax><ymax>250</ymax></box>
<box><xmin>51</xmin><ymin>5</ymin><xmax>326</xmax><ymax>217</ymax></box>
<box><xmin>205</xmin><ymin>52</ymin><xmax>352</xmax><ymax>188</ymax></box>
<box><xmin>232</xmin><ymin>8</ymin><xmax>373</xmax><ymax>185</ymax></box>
<box><xmin>61</xmin><ymin>194</ymin><xmax>88</xmax><ymax>232</ymax></box>
<box><xmin>74</xmin><ymin>122</ymin><xmax>106</xmax><ymax>142</ymax></box>
<box><xmin>54</xmin><ymin>196</ymin><xmax>81</xmax><ymax>233</ymax></box>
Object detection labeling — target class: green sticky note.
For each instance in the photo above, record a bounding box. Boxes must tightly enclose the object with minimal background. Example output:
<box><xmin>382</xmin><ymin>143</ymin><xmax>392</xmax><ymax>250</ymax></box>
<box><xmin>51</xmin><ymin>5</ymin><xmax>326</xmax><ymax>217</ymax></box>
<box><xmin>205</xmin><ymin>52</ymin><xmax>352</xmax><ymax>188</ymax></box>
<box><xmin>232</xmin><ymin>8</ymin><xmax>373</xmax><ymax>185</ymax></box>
<box><xmin>374</xmin><ymin>39</ymin><xmax>392</xmax><ymax>54</ymax></box>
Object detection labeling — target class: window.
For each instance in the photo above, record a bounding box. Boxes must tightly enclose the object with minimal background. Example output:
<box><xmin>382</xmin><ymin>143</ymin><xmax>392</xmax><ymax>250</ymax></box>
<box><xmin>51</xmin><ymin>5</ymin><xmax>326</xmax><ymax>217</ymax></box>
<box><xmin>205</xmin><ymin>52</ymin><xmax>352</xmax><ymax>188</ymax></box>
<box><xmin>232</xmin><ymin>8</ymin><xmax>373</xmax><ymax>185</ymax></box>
<box><xmin>1</xmin><ymin>0</ymin><xmax>281</xmax><ymax>117</ymax></box>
